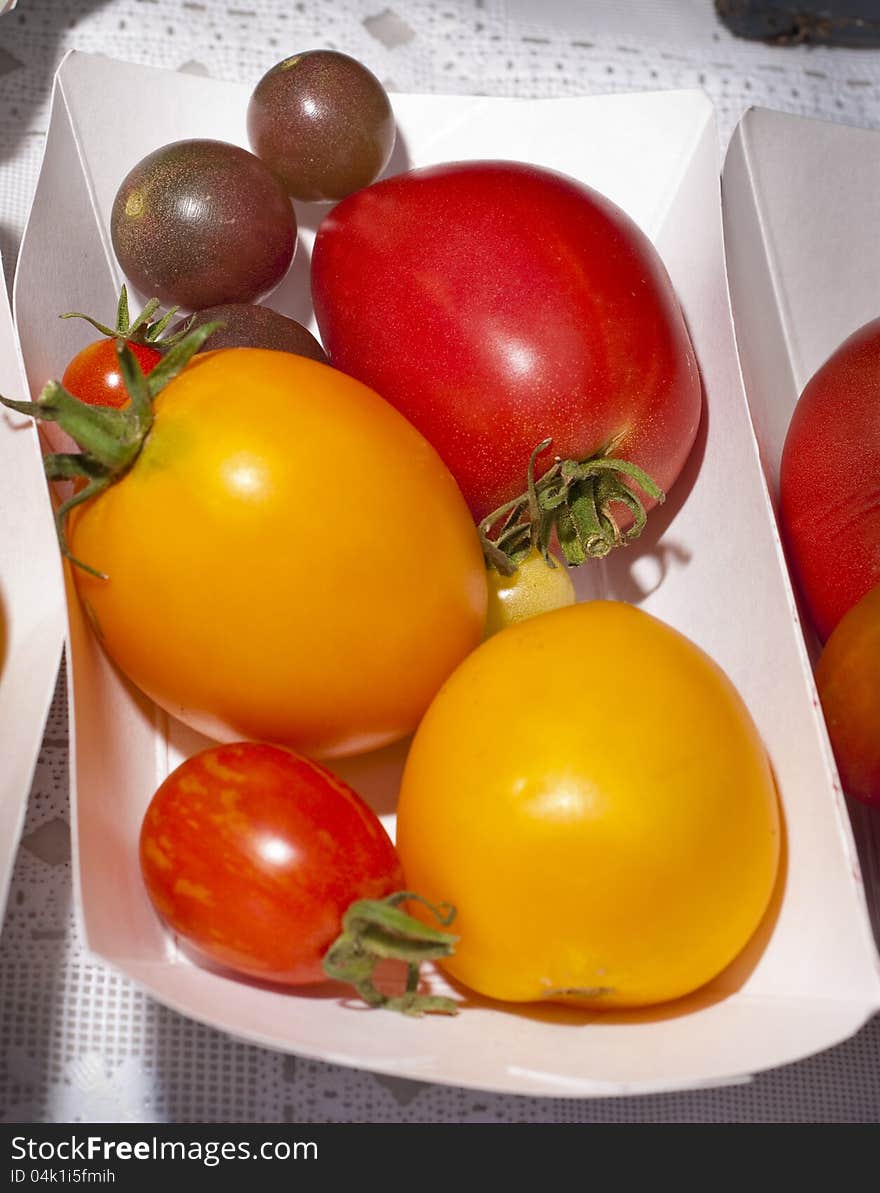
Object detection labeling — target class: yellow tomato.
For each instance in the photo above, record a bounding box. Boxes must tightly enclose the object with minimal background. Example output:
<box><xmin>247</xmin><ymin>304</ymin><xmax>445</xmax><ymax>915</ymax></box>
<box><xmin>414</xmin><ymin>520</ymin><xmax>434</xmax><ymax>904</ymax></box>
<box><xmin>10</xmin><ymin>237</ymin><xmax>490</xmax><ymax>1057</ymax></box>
<box><xmin>483</xmin><ymin>548</ymin><xmax>575</xmax><ymax>638</ymax></box>
<box><xmin>69</xmin><ymin>348</ymin><xmax>487</xmax><ymax>758</ymax></box>
<box><xmin>396</xmin><ymin>600</ymin><xmax>781</xmax><ymax>1008</ymax></box>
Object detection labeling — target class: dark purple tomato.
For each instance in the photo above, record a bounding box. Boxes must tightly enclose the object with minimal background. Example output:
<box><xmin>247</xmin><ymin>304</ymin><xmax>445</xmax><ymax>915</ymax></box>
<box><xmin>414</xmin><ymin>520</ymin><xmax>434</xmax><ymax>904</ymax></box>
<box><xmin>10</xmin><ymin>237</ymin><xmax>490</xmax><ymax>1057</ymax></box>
<box><xmin>111</xmin><ymin>139</ymin><xmax>297</xmax><ymax>310</ymax></box>
<box><xmin>182</xmin><ymin>303</ymin><xmax>328</xmax><ymax>363</ymax></box>
<box><xmin>247</xmin><ymin>50</ymin><xmax>396</xmax><ymax>202</ymax></box>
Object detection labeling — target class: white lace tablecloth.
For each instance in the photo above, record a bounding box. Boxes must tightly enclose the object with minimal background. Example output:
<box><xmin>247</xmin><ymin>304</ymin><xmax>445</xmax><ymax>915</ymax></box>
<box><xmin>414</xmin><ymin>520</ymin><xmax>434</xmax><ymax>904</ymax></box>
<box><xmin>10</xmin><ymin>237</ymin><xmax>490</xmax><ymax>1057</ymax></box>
<box><xmin>2</xmin><ymin>0</ymin><xmax>880</xmax><ymax>1124</ymax></box>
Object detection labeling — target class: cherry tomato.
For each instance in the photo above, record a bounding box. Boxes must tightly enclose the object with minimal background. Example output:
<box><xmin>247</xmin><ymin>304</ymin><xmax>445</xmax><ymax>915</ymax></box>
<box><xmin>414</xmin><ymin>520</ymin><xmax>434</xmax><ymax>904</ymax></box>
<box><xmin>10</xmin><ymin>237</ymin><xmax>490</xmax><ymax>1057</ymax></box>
<box><xmin>68</xmin><ymin>348</ymin><xmax>487</xmax><ymax>758</ymax></box>
<box><xmin>61</xmin><ymin>338</ymin><xmax>161</xmax><ymax>409</ymax></box>
<box><xmin>815</xmin><ymin>584</ymin><xmax>880</xmax><ymax>807</ymax></box>
<box><xmin>396</xmin><ymin>601</ymin><xmax>781</xmax><ymax>1008</ymax></box>
<box><xmin>483</xmin><ymin>548</ymin><xmax>575</xmax><ymax>638</ymax></box>
<box><xmin>181</xmin><ymin>303</ymin><xmax>327</xmax><ymax>363</ymax></box>
<box><xmin>139</xmin><ymin>742</ymin><xmax>403</xmax><ymax>984</ymax></box>
<box><xmin>111</xmin><ymin>139</ymin><xmax>297</xmax><ymax>310</ymax></box>
<box><xmin>247</xmin><ymin>50</ymin><xmax>395</xmax><ymax>202</ymax></box>
<box><xmin>780</xmin><ymin>316</ymin><xmax>880</xmax><ymax>641</ymax></box>
<box><xmin>312</xmin><ymin>161</ymin><xmax>701</xmax><ymax>558</ymax></box>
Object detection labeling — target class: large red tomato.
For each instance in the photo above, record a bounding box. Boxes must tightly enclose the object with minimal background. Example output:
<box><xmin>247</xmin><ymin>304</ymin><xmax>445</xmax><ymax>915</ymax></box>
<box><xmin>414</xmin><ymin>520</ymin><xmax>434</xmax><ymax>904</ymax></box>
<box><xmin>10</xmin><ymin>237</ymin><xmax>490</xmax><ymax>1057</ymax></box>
<box><xmin>780</xmin><ymin>317</ymin><xmax>880</xmax><ymax>642</ymax></box>
<box><xmin>311</xmin><ymin>160</ymin><xmax>702</xmax><ymax>554</ymax></box>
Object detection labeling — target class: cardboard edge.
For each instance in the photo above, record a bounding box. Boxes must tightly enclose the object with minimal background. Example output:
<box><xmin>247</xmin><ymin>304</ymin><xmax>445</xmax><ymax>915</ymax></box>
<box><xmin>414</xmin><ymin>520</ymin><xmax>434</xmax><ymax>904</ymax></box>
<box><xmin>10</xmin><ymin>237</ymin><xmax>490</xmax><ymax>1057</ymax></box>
<box><xmin>13</xmin><ymin>50</ymin><xmax>121</xmax><ymax>403</ymax></box>
<box><xmin>0</xmin><ymin>251</ymin><xmax>66</xmax><ymax>924</ymax></box>
<box><xmin>55</xmin><ymin>53</ymin><xmax>124</xmax><ymax>294</ymax></box>
<box><xmin>79</xmin><ymin>952</ymin><xmax>880</xmax><ymax>1098</ymax></box>
<box><xmin>722</xmin><ymin>108</ymin><xmax>880</xmax><ymax>987</ymax></box>
<box><xmin>9</xmin><ymin>51</ymin><xmax>109</xmax><ymax>953</ymax></box>
<box><xmin>0</xmin><ymin>627</ymin><xmax>63</xmax><ymax>924</ymax></box>
<box><xmin>722</xmin><ymin>108</ymin><xmax>803</xmax><ymax>443</ymax></box>
<box><xmin>652</xmin><ymin>88</ymin><xmax>717</xmax><ymax>249</ymax></box>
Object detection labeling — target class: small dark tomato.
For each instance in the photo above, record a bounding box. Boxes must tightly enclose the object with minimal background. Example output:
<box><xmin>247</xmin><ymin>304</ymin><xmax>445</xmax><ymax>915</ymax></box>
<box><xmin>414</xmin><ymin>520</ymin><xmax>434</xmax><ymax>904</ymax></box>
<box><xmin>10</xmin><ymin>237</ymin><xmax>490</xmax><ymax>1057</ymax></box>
<box><xmin>110</xmin><ymin>139</ymin><xmax>297</xmax><ymax>311</ymax></box>
<box><xmin>182</xmin><ymin>303</ymin><xmax>327</xmax><ymax>363</ymax></box>
<box><xmin>62</xmin><ymin>338</ymin><xmax>162</xmax><ymax>408</ymax></box>
<box><xmin>247</xmin><ymin>50</ymin><xmax>396</xmax><ymax>202</ymax></box>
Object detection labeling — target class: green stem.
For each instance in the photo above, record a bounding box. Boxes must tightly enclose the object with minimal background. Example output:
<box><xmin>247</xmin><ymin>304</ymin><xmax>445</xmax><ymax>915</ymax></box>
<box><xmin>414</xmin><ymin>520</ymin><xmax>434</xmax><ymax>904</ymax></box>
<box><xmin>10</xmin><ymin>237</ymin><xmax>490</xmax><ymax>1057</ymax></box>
<box><xmin>60</xmin><ymin>284</ymin><xmax>198</xmax><ymax>349</ymax></box>
<box><xmin>0</xmin><ymin>323</ymin><xmax>219</xmax><ymax>576</ymax></box>
<box><xmin>481</xmin><ymin>438</ymin><xmax>666</xmax><ymax>572</ymax></box>
<box><xmin>322</xmin><ymin>892</ymin><xmax>459</xmax><ymax>1016</ymax></box>
<box><xmin>525</xmin><ymin>437</ymin><xmax>552</xmax><ymax>548</ymax></box>
<box><xmin>53</xmin><ymin>478</ymin><xmax>113</xmax><ymax>579</ymax></box>
<box><xmin>3</xmin><ymin>382</ymin><xmax>149</xmax><ymax>471</ymax></box>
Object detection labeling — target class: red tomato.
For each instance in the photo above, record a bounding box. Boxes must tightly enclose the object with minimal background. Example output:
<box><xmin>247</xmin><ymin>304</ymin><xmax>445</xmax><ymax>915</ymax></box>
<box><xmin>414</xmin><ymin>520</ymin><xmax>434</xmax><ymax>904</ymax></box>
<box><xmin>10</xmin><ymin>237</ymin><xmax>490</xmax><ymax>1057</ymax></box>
<box><xmin>815</xmin><ymin>584</ymin><xmax>880</xmax><ymax>807</ymax></box>
<box><xmin>62</xmin><ymin>338</ymin><xmax>161</xmax><ymax>408</ymax></box>
<box><xmin>780</xmin><ymin>317</ymin><xmax>880</xmax><ymax>641</ymax></box>
<box><xmin>139</xmin><ymin>742</ymin><xmax>403</xmax><ymax>985</ymax></box>
<box><xmin>312</xmin><ymin>160</ymin><xmax>702</xmax><ymax>529</ymax></box>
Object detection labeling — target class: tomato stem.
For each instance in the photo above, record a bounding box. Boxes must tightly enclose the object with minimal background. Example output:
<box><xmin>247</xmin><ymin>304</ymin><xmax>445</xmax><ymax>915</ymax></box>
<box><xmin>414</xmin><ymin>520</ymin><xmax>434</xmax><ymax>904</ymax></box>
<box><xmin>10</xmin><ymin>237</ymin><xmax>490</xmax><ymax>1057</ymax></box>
<box><xmin>480</xmin><ymin>439</ymin><xmax>665</xmax><ymax>572</ymax></box>
<box><xmin>322</xmin><ymin>891</ymin><xmax>459</xmax><ymax>1015</ymax></box>
<box><xmin>60</xmin><ymin>284</ymin><xmax>197</xmax><ymax>350</ymax></box>
<box><xmin>0</xmin><ymin>321</ymin><xmax>221</xmax><ymax>576</ymax></box>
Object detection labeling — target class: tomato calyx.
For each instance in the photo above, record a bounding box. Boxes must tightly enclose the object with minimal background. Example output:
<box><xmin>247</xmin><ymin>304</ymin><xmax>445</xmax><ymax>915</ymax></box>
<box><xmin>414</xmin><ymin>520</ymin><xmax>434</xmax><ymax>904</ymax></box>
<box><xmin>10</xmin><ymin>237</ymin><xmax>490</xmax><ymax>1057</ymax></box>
<box><xmin>322</xmin><ymin>891</ymin><xmax>460</xmax><ymax>1016</ymax></box>
<box><xmin>60</xmin><ymin>284</ymin><xmax>198</xmax><ymax>351</ymax></box>
<box><xmin>479</xmin><ymin>437</ymin><xmax>665</xmax><ymax>575</ymax></box>
<box><xmin>0</xmin><ymin>323</ymin><xmax>219</xmax><ymax>578</ymax></box>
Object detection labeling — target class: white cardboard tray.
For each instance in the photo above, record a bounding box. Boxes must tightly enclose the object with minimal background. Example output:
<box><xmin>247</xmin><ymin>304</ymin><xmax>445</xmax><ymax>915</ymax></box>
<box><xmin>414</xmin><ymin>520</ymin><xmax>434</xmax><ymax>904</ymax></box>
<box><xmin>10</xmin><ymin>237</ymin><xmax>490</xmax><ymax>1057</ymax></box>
<box><xmin>0</xmin><ymin>262</ymin><xmax>65</xmax><ymax>921</ymax></box>
<box><xmin>12</xmin><ymin>51</ymin><xmax>880</xmax><ymax>1097</ymax></box>
<box><xmin>723</xmin><ymin>104</ymin><xmax>880</xmax><ymax>948</ymax></box>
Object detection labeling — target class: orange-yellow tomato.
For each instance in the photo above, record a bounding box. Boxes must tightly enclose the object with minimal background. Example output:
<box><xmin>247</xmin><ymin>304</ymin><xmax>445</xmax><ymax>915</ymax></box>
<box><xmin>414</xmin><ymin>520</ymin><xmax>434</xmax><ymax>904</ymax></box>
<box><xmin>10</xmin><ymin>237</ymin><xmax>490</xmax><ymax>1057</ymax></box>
<box><xmin>70</xmin><ymin>348</ymin><xmax>487</xmax><ymax>757</ymax></box>
<box><xmin>396</xmin><ymin>601</ymin><xmax>781</xmax><ymax>1009</ymax></box>
<box><xmin>815</xmin><ymin>583</ymin><xmax>880</xmax><ymax>807</ymax></box>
